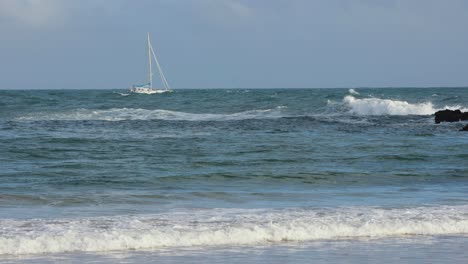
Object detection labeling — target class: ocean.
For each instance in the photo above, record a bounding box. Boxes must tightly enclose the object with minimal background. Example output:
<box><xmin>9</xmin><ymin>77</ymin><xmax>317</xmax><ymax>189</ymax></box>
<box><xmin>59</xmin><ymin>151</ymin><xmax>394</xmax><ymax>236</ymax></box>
<box><xmin>0</xmin><ymin>88</ymin><xmax>467</xmax><ymax>263</ymax></box>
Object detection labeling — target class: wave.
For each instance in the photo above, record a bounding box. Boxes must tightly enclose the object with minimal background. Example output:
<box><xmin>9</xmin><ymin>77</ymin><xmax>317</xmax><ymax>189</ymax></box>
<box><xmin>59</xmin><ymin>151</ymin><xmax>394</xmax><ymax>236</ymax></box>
<box><xmin>342</xmin><ymin>95</ymin><xmax>467</xmax><ymax>116</ymax></box>
<box><xmin>1</xmin><ymin>205</ymin><xmax>467</xmax><ymax>255</ymax></box>
<box><xmin>348</xmin><ymin>89</ymin><xmax>360</xmax><ymax>95</ymax></box>
<box><xmin>17</xmin><ymin>107</ymin><xmax>287</xmax><ymax>122</ymax></box>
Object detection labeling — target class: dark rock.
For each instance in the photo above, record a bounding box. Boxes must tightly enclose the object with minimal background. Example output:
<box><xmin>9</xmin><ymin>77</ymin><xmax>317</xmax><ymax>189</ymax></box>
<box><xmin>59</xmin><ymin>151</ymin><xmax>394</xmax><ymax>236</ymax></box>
<box><xmin>434</xmin><ymin>109</ymin><xmax>468</xmax><ymax>124</ymax></box>
<box><xmin>461</xmin><ymin>124</ymin><xmax>468</xmax><ymax>131</ymax></box>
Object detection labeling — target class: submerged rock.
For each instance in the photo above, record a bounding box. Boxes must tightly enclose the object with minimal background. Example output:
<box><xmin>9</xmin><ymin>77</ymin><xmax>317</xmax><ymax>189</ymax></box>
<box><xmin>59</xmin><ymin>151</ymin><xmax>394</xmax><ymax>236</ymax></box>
<box><xmin>434</xmin><ymin>109</ymin><xmax>468</xmax><ymax>124</ymax></box>
<box><xmin>461</xmin><ymin>124</ymin><xmax>468</xmax><ymax>131</ymax></box>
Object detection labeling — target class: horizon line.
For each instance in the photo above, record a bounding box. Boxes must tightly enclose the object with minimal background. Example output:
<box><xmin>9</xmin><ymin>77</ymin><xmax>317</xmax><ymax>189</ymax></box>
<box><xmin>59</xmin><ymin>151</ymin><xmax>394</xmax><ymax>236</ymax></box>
<box><xmin>1</xmin><ymin>86</ymin><xmax>468</xmax><ymax>91</ymax></box>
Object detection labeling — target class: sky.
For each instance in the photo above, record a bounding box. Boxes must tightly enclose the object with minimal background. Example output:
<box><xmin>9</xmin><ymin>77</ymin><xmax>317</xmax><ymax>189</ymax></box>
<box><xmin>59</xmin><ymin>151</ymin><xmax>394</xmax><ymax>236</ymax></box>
<box><xmin>0</xmin><ymin>0</ymin><xmax>468</xmax><ymax>89</ymax></box>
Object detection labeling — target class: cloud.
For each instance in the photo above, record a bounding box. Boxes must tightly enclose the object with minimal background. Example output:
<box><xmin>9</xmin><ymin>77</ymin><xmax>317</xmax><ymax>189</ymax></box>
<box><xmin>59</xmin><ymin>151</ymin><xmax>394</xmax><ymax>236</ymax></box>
<box><xmin>223</xmin><ymin>0</ymin><xmax>253</xmax><ymax>18</ymax></box>
<box><xmin>0</xmin><ymin>0</ymin><xmax>65</xmax><ymax>28</ymax></box>
<box><xmin>195</xmin><ymin>0</ymin><xmax>254</xmax><ymax>24</ymax></box>
<box><xmin>0</xmin><ymin>0</ymin><xmax>254</xmax><ymax>30</ymax></box>
<box><xmin>0</xmin><ymin>0</ymin><xmax>126</xmax><ymax>29</ymax></box>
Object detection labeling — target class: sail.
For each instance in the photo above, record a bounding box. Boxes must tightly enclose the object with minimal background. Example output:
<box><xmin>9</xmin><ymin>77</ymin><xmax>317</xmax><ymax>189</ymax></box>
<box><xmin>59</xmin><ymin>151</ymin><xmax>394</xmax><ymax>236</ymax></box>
<box><xmin>149</xmin><ymin>35</ymin><xmax>170</xmax><ymax>91</ymax></box>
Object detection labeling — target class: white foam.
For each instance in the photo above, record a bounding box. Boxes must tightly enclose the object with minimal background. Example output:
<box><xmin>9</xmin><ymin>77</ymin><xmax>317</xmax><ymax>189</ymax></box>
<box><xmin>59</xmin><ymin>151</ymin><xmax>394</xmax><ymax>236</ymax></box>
<box><xmin>17</xmin><ymin>107</ymin><xmax>286</xmax><ymax>122</ymax></box>
<box><xmin>1</xmin><ymin>205</ymin><xmax>467</xmax><ymax>255</ymax></box>
<box><xmin>349</xmin><ymin>89</ymin><xmax>360</xmax><ymax>95</ymax></box>
<box><xmin>343</xmin><ymin>95</ymin><xmax>467</xmax><ymax>116</ymax></box>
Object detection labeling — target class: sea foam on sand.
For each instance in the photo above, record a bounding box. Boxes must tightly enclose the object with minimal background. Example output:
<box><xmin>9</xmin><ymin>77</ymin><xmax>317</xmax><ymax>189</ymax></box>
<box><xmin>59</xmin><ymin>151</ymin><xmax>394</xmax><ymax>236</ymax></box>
<box><xmin>1</xmin><ymin>206</ymin><xmax>468</xmax><ymax>255</ymax></box>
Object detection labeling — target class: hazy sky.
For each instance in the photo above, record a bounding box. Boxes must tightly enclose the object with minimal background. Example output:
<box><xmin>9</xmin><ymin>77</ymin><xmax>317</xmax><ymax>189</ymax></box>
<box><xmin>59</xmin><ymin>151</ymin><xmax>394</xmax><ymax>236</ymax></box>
<box><xmin>1</xmin><ymin>0</ymin><xmax>467</xmax><ymax>89</ymax></box>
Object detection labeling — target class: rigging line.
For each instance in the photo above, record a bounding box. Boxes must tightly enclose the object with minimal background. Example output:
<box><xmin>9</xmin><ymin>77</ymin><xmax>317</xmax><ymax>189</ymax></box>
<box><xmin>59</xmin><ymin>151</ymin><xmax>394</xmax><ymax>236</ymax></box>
<box><xmin>150</xmin><ymin>44</ymin><xmax>171</xmax><ymax>90</ymax></box>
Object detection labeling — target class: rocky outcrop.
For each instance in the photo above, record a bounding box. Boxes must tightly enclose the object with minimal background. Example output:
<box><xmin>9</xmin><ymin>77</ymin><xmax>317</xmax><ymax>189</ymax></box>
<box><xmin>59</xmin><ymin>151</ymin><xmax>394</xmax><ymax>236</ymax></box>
<box><xmin>434</xmin><ymin>109</ymin><xmax>468</xmax><ymax>124</ymax></box>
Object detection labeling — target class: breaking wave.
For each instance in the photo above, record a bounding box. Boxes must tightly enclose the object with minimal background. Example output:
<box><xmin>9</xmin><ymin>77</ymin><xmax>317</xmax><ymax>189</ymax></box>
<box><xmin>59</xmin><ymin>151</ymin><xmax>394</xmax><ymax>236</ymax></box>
<box><xmin>344</xmin><ymin>95</ymin><xmax>435</xmax><ymax>115</ymax></box>
<box><xmin>342</xmin><ymin>95</ymin><xmax>466</xmax><ymax>116</ymax></box>
<box><xmin>1</xmin><ymin>205</ymin><xmax>467</xmax><ymax>255</ymax></box>
<box><xmin>17</xmin><ymin>107</ymin><xmax>287</xmax><ymax>122</ymax></box>
<box><xmin>348</xmin><ymin>89</ymin><xmax>360</xmax><ymax>95</ymax></box>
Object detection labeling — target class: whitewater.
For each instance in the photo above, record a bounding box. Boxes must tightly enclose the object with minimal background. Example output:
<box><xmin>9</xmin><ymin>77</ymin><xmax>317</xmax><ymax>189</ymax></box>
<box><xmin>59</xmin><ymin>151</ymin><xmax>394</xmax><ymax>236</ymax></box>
<box><xmin>1</xmin><ymin>206</ymin><xmax>468</xmax><ymax>255</ymax></box>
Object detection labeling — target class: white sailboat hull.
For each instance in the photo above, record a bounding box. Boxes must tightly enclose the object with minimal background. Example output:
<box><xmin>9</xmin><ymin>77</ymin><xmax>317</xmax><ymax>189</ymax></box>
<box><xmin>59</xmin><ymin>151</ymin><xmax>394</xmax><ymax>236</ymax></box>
<box><xmin>130</xmin><ymin>87</ymin><xmax>172</xmax><ymax>94</ymax></box>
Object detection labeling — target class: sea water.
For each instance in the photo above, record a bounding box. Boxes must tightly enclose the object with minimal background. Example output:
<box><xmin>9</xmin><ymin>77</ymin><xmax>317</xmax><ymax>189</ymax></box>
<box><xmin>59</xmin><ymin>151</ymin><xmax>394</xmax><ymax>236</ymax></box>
<box><xmin>0</xmin><ymin>88</ymin><xmax>467</xmax><ymax>263</ymax></box>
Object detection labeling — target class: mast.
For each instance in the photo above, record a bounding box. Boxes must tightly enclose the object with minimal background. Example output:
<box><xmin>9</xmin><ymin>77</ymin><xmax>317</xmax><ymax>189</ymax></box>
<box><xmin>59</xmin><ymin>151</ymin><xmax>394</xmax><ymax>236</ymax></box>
<box><xmin>147</xmin><ymin>32</ymin><xmax>153</xmax><ymax>89</ymax></box>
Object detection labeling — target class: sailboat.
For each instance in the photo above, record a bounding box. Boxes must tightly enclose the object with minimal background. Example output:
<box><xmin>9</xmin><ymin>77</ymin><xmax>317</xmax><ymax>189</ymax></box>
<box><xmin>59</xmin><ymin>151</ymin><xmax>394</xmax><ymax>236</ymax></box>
<box><xmin>130</xmin><ymin>32</ymin><xmax>172</xmax><ymax>94</ymax></box>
